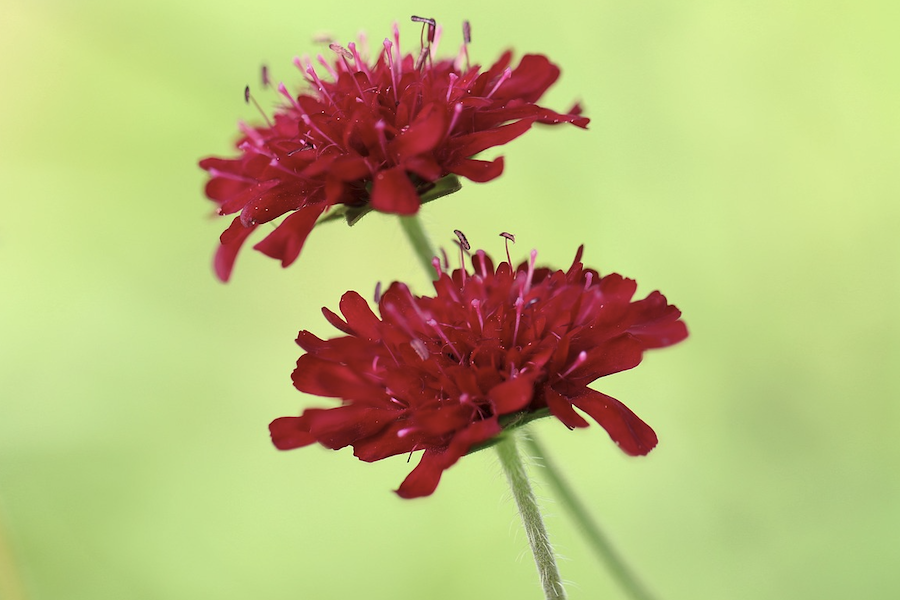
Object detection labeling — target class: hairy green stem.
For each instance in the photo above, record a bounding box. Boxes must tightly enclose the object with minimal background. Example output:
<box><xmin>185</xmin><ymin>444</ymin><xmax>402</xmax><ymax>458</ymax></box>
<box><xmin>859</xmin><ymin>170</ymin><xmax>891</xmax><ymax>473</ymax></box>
<box><xmin>398</xmin><ymin>215</ymin><xmax>438</xmax><ymax>279</ymax></box>
<box><xmin>523</xmin><ymin>435</ymin><xmax>659</xmax><ymax>600</ymax></box>
<box><xmin>496</xmin><ymin>433</ymin><xmax>567</xmax><ymax>600</ymax></box>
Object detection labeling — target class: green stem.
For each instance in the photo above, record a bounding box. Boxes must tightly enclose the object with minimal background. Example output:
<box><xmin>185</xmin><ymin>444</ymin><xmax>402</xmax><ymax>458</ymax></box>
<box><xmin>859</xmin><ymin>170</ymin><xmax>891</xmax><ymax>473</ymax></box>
<box><xmin>398</xmin><ymin>215</ymin><xmax>438</xmax><ymax>279</ymax></box>
<box><xmin>496</xmin><ymin>433</ymin><xmax>567</xmax><ymax>600</ymax></box>
<box><xmin>523</xmin><ymin>435</ymin><xmax>659</xmax><ymax>600</ymax></box>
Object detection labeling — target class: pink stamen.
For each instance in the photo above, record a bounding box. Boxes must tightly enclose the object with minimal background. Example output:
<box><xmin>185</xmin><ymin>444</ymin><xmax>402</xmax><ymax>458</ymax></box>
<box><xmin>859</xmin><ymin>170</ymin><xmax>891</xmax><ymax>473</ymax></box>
<box><xmin>426</xmin><ymin>318</ymin><xmax>463</xmax><ymax>362</ymax></box>
<box><xmin>305</xmin><ymin>66</ymin><xmax>338</xmax><ymax>107</ymax></box>
<box><xmin>432</xmin><ymin>256</ymin><xmax>444</xmax><ymax>278</ymax></box>
<box><xmin>486</xmin><ymin>68</ymin><xmax>512</xmax><ymax>98</ymax></box>
<box><xmin>348</xmin><ymin>42</ymin><xmax>369</xmax><ymax>78</ymax></box>
<box><xmin>207</xmin><ymin>168</ymin><xmax>255</xmax><ymax>184</ymax></box>
<box><xmin>500</xmin><ymin>232</ymin><xmax>516</xmax><ymax>265</ymax></box>
<box><xmin>383</xmin><ymin>39</ymin><xmax>400</xmax><ymax>103</ymax></box>
<box><xmin>237</xmin><ymin>141</ymin><xmax>274</xmax><ymax>159</ymax></box>
<box><xmin>524</xmin><ymin>249</ymin><xmax>538</xmax><ymax>294</ymax></box>
<box><xmin>393</xmin><ymin>22</ymin><xmax>402</xmax><ymax>56</ymax></box>
<box><xmin>512</xmin><ymin>296</ymin><xmax>524</xmax><ymax>347</ymax></box>
<box><xmin>561</xmin><ymin>351</ymin><xmax>588</xmax><ymax>378</ymax></box>
<box><xmin>374</xmin><ymin>120</ymin><xmax>390</xmax><ymax>158</ymax></box>
<box><xmin>277</xmin><ymin>82</ymin><xmax>305</xmax><ymax>113</ymax></box>
<box><xmin>266</xmin><ymin>158</ymin><xmax>298</xmax><ymax>176</ymax></box>
<box><xmin>471</xmin><ymin>298</ymin><xmax>484</xmax><ymax>332</ymax></box>
<box><xmin>583</xmin><ymin>271</ymin><xmax>593</xmax><ymax>290</ymax></box>
<box><xmin>446</xmin><ymin>73</ymin><xmax>458</xmax><ymax>102</ymax></box>
<box><xmin>447</xmin><ymin>102</ymin><xmax>464</xmax><ymax>134</ymax></box>
<box><xmin>410</xmin><ymin>338</ymin><xmax>429</xmax><ymax>360</ymax></box>
<box><xmin>238</xmin><ymin>121</ymin><xmax>267</xmax><ymax>147</ymax></box>
<box><xmin>300</xmin><ymin>113</ymin><xmax>339</xmax><ymax>149</ymax></box>
<box><xmin>315</xmin><ymin>53</ymin><xmax>339</xmax><ymax>80</ymax></box>
<box><xmin>397</xmin><ymin>283</ymin><xmax>432</xmax><ymax>329</ymax></box>
<box><xmin>292</xmin><ymin>54</ymin><xmax>311</xmax><ymax>74</ymax></box>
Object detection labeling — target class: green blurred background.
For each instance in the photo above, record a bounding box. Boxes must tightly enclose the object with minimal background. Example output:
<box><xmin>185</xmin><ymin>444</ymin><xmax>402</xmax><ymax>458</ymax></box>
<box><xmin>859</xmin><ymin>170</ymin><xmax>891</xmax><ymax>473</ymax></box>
<box><xmin>2</xmin><ymin>0</ymin><xmax>898</xmax><ymax>598</ymax></box>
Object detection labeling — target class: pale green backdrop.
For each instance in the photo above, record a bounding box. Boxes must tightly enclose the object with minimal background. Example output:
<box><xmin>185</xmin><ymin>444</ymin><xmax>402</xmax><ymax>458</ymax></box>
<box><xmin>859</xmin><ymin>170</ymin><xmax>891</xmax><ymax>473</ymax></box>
<box><xmin>1</xmin><ymin>1</ymin><xmax>898</xmax><ymax>599</ymax></box>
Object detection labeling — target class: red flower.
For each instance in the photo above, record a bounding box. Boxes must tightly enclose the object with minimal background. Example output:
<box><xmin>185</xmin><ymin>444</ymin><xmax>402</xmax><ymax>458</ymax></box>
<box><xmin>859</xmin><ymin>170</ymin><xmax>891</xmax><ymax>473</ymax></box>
<box><xmin>270</xmin><ymin>245</ymin><xmax>688</xmax><ymax>498</ymax></box>
<box><xmin>199</xmin><ymin>19</ymin><xmax>588</xmax><ymax>281</ymax></box>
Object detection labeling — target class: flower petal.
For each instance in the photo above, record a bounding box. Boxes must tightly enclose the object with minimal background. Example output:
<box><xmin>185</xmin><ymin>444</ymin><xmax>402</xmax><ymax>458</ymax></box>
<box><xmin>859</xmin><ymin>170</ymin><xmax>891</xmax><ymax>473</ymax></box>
<box><xmin>339</xmin><ymin>291</ymin><xmax>381</xmax><ymax>340</ymax></box>
<box><xmin>292</xmin><ymin>355</ymin><xmax>383</xmax><ymax>400</ymax></box>
<box><xmin>569</xmin><ymin>389</ymin><xmax>657</xmax><ymax>456</ymax></box>
<box><xmin>544</xmin><ymin>386</ymin><xmax>590</xmax><ymax>429</ymax></box>
<box><xmin>448</xmin><ymin>119</ymin><xmax>535</xmax><ymax>159</ymax></box>
<box><xmin>395</xmin><ymin>418</ymin><xmax>502</xmax><ymax>498</ymax></box>
<box><xmin>370</xmin><ymin>166</ymin><xmax>421</xmax><ymax>214</ymax></box>
<box><xmin>269</xmin><ymin>416</ymin><xmax>317</xmax><ymax>449</ymax></box>
<box><xmin>389</xmin><ymin>103</ymin><xmax>448</xmax><ymax>160</ymax></box>
<box><xmin>253</xmin><ymin>202</ymin><xmax>327</xmax><ymax>267</ymax></box>
<box><xmin>448</xmin><ymin>157</ymin><xmax>505</xmax><ymax>182</ymax></box>
<box><xmin>489</xmin><ymin>375</ymin><xmax>536</xmax><ymax>414</ymax></box>
<box><xmin>214</xmin><ymin>217</ymin><xmax>257</xmax><ymax>282</ymax></box>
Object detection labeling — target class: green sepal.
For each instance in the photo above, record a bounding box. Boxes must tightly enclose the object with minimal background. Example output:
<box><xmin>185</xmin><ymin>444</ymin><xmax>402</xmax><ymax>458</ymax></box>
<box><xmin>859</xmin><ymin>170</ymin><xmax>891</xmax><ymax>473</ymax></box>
<box><xmin>314</xmin><ymin>175</ymin><xmax>463</xmax><ymax>228</ymax></box>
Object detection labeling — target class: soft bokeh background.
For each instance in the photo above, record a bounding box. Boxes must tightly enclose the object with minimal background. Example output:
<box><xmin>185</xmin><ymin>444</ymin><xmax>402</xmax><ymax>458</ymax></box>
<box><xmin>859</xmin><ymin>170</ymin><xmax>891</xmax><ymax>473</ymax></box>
<box><xmin>2</xmin><ymin>1</ymin><xmax>898</xmax><ymax>599</ymax></box>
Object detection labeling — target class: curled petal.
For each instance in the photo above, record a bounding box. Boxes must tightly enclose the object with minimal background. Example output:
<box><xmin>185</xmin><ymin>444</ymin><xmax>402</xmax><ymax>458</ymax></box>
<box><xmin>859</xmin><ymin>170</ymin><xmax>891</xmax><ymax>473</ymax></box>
<box><xmin>395</xmin><ymin>419</ymin><xmax>502</xmax><ymax>499</ymax></box>
<box><xmin>570</xmin><ymin>389</ymin><xmax>657</xmax><ymax>456</ymax></box>
<box><xmin>253</xmin><ymin>202</ymin><xmax>327</xmax><ymax>267</ymax></box>
<box><xmin>544</xmin><ymin>386</ymin><xmax>589</xmax><ymax>429</ymax></box>
<box><xmin>214</xmin><ymin>217</ymin><xmax>257</xmax><ymax>282</ymax></box>
<box><xmin>448</xmin><ymin>157</ymin><xmax>505</xmax><ymax>182</ymax></box>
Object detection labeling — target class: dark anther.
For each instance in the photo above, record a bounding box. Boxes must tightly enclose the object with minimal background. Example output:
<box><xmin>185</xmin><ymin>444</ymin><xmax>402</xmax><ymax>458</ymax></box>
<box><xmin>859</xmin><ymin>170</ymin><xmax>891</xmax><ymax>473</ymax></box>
<box><xmin>463</xmin><ymin>21</ymin><xmax>472</xmax><ymax>44</ymax></box>
<box><xmin>329</xmin><ymin>43</ymin><xmax>353</xmax><ymax>60</ymax></box>
<box><xmin>411</xmin><ymin>15</ymin><xmax>437</xmax><ymax>43</ymax></box>
<box><xmin>261</xmin><ymin>65</ymin><xmax>270</xmax><ymax>87</ymax></box>
<box><xmin>453</xmin><ymin>229</ymin><xmax>471</xmax><ymax>251</ymax></box>
<box><xmin>244</xmin><ymin>85</ymin><xmax>251</xmax><ymax>103</ymax></box>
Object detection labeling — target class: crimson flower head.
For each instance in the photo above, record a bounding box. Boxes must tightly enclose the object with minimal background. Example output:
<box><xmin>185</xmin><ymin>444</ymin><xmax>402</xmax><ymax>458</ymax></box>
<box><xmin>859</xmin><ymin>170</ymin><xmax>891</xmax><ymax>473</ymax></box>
<box><xmin>271</xmin><ymin>241</ymin><xmax>688</xmax><ymax>498</ymax></box>
<box><xmin>199</xmin><ymin>18</ymin><xmax>588</xmax><ymax>281</ymax></box>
